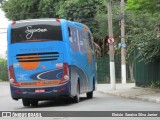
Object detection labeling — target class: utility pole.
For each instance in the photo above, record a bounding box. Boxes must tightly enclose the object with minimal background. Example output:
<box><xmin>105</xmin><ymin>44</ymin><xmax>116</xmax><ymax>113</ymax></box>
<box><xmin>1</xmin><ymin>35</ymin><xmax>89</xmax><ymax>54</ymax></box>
<box><xmin>121</xmin><ymin>0</ymin><xmax>126</xmax><ymax>84</ymax></box>
<box><xmin>108</xmin><ymin>0</ymin><xmax>116</xmax><ymax>90</ymax></box>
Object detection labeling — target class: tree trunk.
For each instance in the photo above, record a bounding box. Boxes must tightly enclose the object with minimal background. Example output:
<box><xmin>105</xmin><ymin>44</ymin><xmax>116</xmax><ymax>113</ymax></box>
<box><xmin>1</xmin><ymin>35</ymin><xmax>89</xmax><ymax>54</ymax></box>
<box><xmin>102</xmin><ymin>39</ymin><xmax>105</xmax><ymax>56</ymax></box>
<box><xmin>129</xmin><ymin>61</ymin><xmax>135</xmax><ymax>82</ymax></box>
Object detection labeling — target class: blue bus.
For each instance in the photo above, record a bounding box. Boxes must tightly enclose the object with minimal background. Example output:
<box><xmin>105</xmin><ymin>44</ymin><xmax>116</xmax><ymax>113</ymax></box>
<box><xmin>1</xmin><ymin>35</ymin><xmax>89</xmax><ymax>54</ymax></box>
<box><xmin>7</xmin><ymin>18</ymin><xmax>96</xmax><ymax>107</ymax></box>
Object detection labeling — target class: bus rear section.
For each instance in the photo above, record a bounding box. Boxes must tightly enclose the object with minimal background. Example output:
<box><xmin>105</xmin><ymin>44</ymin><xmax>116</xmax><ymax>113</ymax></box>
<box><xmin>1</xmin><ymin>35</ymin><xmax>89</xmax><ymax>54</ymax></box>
<box><xmin>8</xmin><ymin>19</ymin><xmax>72</xmax><ymax>106</ymax></box>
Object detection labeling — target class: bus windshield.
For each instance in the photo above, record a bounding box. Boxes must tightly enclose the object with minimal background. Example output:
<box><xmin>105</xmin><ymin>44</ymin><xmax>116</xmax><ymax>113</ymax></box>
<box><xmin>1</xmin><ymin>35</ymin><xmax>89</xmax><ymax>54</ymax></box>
<box><xmin>11</xmin><ymin>20</ymin><xmax>62</xmax><ymax>44</ymax></box>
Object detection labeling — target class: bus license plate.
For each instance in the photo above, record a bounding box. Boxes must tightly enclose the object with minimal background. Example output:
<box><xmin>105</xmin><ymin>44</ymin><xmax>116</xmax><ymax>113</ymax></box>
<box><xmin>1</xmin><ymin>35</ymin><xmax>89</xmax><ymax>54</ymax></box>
<box><xmin>35</xmin><ymin>89</ymin><xmax>45</xmax><ymax>93</ymax></box>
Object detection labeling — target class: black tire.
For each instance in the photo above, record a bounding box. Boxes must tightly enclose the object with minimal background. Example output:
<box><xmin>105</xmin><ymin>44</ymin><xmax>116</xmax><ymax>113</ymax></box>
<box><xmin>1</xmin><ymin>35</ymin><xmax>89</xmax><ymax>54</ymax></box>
<box><xmin>30</xmin><ymin>100</ymin><xmax>38</xmax><ymax>107</ymax></box>
<box><xmin>72</xmin><ymin>83</ymin><xmax>80</xmax><ymax>103</ymax></box>
<box><xmin>86</xmin><ymin>91</ymin><xmax>93</xmax><ymax>99</ymax></box>
<box><xmin>93</xmin><ymin>79</ymin><xmax>95</xmax><ymax>91</ymax></box>
<box><xmin>63</xmin><ymin>98</ymin><xmax>72</xmax><ymax>104</ymax></box>
<box><xmin>22</xmin><ymin>99</ymin><xmax>30</xmax><ymax>107</ymax></box>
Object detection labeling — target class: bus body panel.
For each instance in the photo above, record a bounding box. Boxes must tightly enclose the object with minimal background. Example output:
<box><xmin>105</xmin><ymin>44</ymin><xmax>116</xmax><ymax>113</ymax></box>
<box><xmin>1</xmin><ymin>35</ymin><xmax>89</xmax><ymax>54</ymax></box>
<box><xmin>66</xmin><ymin>22</ymin><xmax>96</xmax><ymax>94</ymax></box>
<box><xmin>10</xmin><ymin>42</ymin><xmax>65</xmax><ymax>82</ymax></box>
<box><xmin>7</xmin><ymin>18</ymin><xmax>96</xmax><ymax>101</ymax></box>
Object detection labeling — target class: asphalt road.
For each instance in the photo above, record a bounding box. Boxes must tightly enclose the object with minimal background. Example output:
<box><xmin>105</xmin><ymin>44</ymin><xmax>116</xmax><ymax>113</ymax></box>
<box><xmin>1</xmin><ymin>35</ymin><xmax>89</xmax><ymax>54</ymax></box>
<box><xmin>1</xmin><ymin>82</ymin><xmax>160</xmax><ymax>120</ymax></box>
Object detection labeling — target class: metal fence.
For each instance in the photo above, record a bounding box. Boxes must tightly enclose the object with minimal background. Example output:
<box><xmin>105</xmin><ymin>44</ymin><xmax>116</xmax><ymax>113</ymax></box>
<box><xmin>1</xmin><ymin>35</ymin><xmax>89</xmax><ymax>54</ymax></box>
<box><xmin>96</xmin><ymin>55</ymin><xmax>130</xmax><ymax>84</ymax></box>
<box><xmin>134</xmin><ymin>58</ymin><xmax>160</xmax><ymax>87</ymax></box>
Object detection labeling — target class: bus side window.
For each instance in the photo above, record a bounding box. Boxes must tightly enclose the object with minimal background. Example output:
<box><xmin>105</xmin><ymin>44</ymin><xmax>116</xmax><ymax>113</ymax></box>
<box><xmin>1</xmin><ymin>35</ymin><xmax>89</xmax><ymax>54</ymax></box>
<box><xmin>78</xmin><ymin>29</ymin><xmax>85</xmax><ymax>51</ymax></box>
<box><xmin>88</xmin><ymin>33</ymin><xmax>94</xmax><ymax>51</ymax></box>
<box><xmin>68</xmin><ymin>26</ymin><xmax>79</xmax><ymax>52</ymax></box>
<box><xmin>83</xmin><ymin>32</ymin><xmax>91</xmax><ymax>52</ymax></box>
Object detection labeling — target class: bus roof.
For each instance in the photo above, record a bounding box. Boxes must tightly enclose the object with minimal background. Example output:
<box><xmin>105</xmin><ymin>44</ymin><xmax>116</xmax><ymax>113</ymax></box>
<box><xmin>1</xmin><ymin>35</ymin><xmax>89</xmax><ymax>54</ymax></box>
<box><xmin>12</xmin><ymin>18</ymin><xmax>59</xmax><ymax>24</ymax></box>
<box><xmin>11</xmin><ymin>18</ymin><xmax>90</xmax><ymax>32</ymax></box>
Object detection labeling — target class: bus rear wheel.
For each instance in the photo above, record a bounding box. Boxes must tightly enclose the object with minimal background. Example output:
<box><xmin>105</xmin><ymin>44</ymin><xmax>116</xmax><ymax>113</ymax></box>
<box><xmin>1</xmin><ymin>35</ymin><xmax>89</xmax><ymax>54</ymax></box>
<box><xmin>86</xmin><ymin>91</ymin><xmax>93</xmax><ymax>99</ymax></box>
<box><xmin>22</xmin><ymin>99</ymin><xmax>30</xmax><ymax>107</ymax></box>
<box><xmin>30</xmin><ymin>100</ymin><xmax>38</xmax><ymax>107</ymax></box>
<box><xmin>86</xmin><ymin>79</ymin><xmax>94</xmax><ymax>99</ymax></box>
<box><xmin>72</xmin><ymin>83</ymin><xmax>80</xmax><ymax>103</ymax></box>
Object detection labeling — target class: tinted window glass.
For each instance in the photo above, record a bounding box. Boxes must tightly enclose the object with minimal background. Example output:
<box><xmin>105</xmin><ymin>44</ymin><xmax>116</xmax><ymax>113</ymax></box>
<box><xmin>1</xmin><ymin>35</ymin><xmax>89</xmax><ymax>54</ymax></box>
<box><xmin>11</xmin><ymin>20</ymin><xmax>62</xmax><ymax>44</ymax></box>
<box><xmin>88</xmin><ymin>33</ymin><xmax>93</xmax><ymax>50</ymax></box>
<box><xmin>78</xmin><ymin>29</ymin><xmax>85</xmax><ymax>51</ymax></box>
<box><xmin>68</xmin><ymin>26</ymin><xmax>80</xmax><ymax>52</ymax></box>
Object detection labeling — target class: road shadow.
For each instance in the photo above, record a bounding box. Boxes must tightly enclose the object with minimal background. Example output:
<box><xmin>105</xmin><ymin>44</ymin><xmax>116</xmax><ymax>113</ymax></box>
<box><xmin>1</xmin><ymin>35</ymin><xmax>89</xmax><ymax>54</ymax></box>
<box><xmin>17</xmin><ymin>96</ymin><xmax>96</xmax><ymax>109</ymax></box>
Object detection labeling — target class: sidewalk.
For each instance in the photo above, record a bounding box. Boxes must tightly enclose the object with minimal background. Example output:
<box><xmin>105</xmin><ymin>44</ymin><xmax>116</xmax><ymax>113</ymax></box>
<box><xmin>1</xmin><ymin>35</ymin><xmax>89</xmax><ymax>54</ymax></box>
<box><xmin>97</xmin><ymin>83</ymin><xmax>160</xmax><ymax>104</ymax></box>
<box><xmin>0</xmin><ymin>82</ymin><xmax>10</xmax><ymax>97</ymax></box>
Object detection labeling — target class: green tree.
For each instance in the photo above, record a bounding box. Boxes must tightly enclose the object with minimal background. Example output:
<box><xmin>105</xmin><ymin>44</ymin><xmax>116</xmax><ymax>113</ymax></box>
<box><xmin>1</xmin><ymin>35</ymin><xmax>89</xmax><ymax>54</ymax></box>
<box><xmin>0</xmin><ymin>59</ymin><xmax>8</xmax><ymax>81</ymax></box>
<box><xmin>2</xmin><ymin>0</ymin><xmax>105</xmax><ymax>37</ymax></box>
<box><xmin>126</xmin><ymin>0</ymin><xmax>160</xmax><ymax>63</ymax></box>
<box><xmin>60</xmin><ymin>0</ymin><xmax>107</xmax><ymax>41</ymax></box>
<box><xmin>125</xmin><ymin>0</ymin><xmax>160</xmax><ymax>81</ymax></box>
<box><xmin>127</xmin><ymin>0</ymin><xmax>160</xmax><ymax>14</ymax></box>
<box><xmin>1</xmin><ymin>0</ymin><xmax>60</xmax><ymax>20</ymax></box>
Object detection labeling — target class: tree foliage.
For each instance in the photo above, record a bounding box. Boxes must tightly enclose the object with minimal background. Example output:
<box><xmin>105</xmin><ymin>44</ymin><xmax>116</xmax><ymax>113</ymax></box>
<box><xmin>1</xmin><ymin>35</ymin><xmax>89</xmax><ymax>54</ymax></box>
<box><xmin>63</xmin><ymin>0</ymin><xmax>106</xmax><ymax>38</ymax></box>
<box><xmin>126</xmin><ymin>0</ymin><xmax>160</xmax><ymax>63</ymax></box>
<box><xmin>126</xmin><ymin>17</ymin><xmax>160</xmax><ymax>63</ymax></box>
<box><xmin>0</xmin><ymin>59</ymin><xmax>8</xmax><ymax>81</ymax></box>
<box><xmin>127</xmin><ymin>0</ymin><xmax>160</xmax><ymax>14</ymax></box>
<box><xmin>1</xmin><ymin>0</ymin><xmax>61</xmax><ymax>20</ymax></box>
<box><xmin>1</xmin><ymin>0</ymin><xmax>105</xmax><ymax>39</ymax></box>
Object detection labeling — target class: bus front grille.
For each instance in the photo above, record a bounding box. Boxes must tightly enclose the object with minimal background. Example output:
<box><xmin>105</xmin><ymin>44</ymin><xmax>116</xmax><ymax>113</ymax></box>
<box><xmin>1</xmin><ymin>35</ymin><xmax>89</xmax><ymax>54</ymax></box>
<box><xmin>16</xmin><ymin>52</ymin><xmax>59</xmax><ymax>62</ymax></box>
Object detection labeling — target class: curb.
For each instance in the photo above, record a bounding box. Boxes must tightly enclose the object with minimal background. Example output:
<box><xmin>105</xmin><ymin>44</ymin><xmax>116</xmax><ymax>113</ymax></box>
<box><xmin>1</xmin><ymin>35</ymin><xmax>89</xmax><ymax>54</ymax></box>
<box><xmin>0</xmin><ymin>82</ymin><xmax>9</xmax><ymax>84</ymax></box>
<box><xmin>98</xmin><ymin>90</ymin><xmax>160</xmax><ymax>104</ymax></box>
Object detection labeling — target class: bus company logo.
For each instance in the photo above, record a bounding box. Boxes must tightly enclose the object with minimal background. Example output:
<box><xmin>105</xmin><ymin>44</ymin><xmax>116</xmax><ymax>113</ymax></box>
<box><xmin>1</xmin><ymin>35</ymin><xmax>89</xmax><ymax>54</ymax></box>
<box><xmin>25</xmin><ymin>26</ymin><xmax>48</xmax><ymax>39</ymax></box>
<box><xmin>1</xmin><ymin>112</ymin><xmax>42</xmax><ymax>118</ymax></box>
